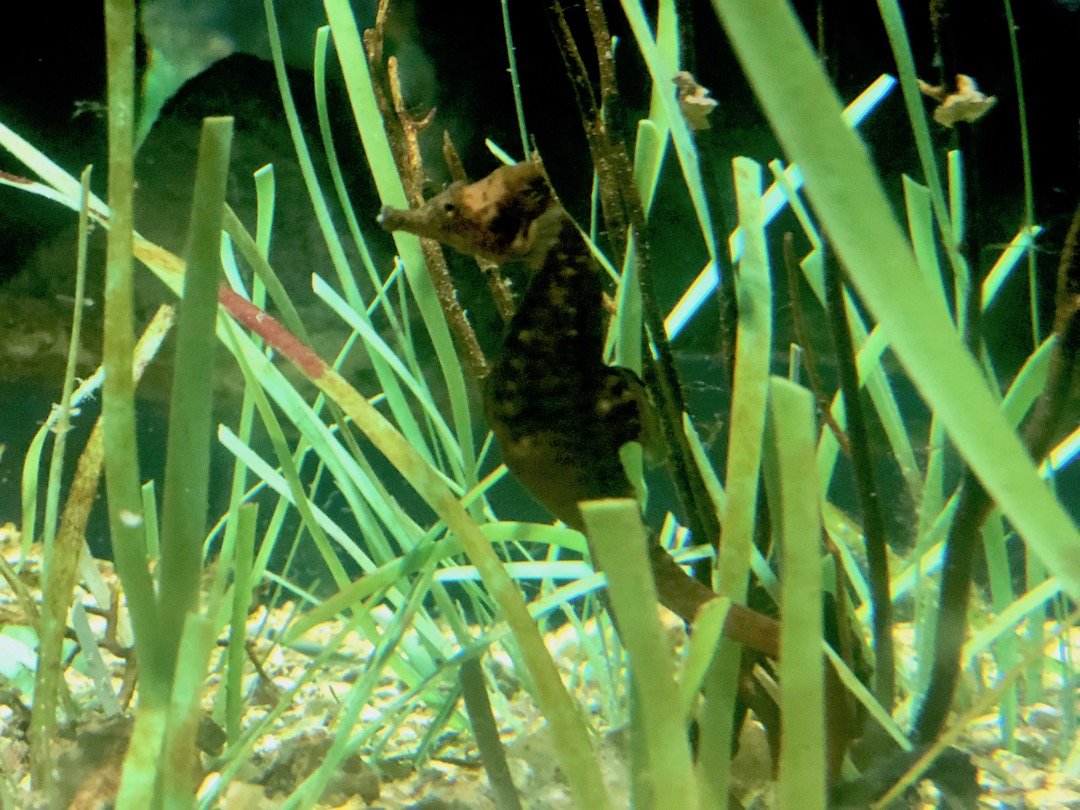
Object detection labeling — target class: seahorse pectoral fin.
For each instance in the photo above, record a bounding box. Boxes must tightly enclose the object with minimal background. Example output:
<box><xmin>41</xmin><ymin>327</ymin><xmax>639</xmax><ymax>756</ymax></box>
<box><xmin>598</xmin><ymin>366</ymin><xmax>669</xmax><ymax>463</ymax></box>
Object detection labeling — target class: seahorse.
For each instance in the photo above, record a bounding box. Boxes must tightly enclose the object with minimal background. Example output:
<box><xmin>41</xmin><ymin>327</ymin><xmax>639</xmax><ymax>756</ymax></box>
<box><xmin>379</xmin><ymin>162</ymin><xmax>777</xmax><ymax>654</ymax></box>
<box><xmin>379</xmin><ymin>163</ymin><xmax>650</xmax><ymax>520</ymax></box>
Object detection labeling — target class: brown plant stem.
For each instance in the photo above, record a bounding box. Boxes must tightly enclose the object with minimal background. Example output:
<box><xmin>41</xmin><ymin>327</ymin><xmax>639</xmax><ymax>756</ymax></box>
<box><xmin>460</xmin><ymin>655</ymin><xmax>523</xmax><ymax>810</ymax></box>
<box><xmin>782</xmin><ymin>232</ymin><xmax>851</xmax><ymax>455</ymax></box>
<box><xmin>824</xmin><ymin>253</ymin><xmax>895</xmax><ymax>711</ymax></box>
<box><xmin>383</xmin><ymin>55</ymin><xmax>489</xmax><ymax>380</ymax></box>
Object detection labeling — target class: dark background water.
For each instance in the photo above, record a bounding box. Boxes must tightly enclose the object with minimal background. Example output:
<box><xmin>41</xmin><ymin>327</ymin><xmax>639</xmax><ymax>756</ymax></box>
<box><xmin>0</xmin><ymin>0</ymin><xmax>1077</xmax><ymax>581</ymax></box>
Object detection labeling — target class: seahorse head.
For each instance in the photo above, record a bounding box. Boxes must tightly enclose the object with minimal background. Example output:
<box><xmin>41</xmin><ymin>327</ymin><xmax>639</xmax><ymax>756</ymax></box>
<box><xmin>378</xmin><ymin>162</ymin><xmax>560</xmax><ymax>265</ymax></box>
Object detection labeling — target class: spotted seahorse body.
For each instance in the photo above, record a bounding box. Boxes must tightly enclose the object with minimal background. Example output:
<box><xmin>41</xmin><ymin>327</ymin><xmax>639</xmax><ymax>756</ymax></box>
<box><xmin>378</xmin><ymin>162</ymin><xmax>655</xmax><ymax>531</ymax></box>
<box><xmin>381</xmin><ymin>161</ymin><xmax>780</xmax><ymax>654</ymax></box>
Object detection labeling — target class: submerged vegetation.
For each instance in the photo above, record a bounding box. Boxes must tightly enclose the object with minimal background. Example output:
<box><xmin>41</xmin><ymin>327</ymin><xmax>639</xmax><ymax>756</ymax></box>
<box><xmin>0</xmin><ymin>0</ymin><xmax>1077</xmax><ymax>807</ymax></box>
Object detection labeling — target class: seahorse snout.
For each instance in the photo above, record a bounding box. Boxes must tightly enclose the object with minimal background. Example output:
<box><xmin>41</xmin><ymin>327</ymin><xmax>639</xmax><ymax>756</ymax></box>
<box><xmin>376</xmin><ymin>205</ymin><xmax>406</xmax><ymax>230</ymax></box>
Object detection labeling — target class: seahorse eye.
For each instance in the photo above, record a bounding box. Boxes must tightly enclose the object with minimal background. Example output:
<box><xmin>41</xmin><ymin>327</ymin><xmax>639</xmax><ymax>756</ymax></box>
<box><xmin>442</xmin><ymin>201</ymin><xmax>457</xmax><ymax>215</ymax></box>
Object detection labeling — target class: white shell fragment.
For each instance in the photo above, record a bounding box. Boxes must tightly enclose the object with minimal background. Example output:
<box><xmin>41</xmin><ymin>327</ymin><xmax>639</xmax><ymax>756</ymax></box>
<box><xmin>674</xmin><ymin>71</ymin><xmax>718</xmax><ymax>131</ymax></box>
<box><xmin>917</xmin><ymin>74</ymin><xmax>997</xmax><ymax>127</ymax></box>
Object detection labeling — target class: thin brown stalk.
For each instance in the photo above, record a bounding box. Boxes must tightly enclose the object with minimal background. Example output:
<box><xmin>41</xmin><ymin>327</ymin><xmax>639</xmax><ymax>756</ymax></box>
<box><xmin>362</xmin><ymin>0</ymin><xmax>407</xmax><ymax>174</ymax></box>
<box><xmin>375</xmin><ymin>48</ymin><xmax>489</xmax><ymax>380</ymax></box>
<box><xmin>1024</xmin><ymin>202</ymin><xmax>1080</xmax><ymax>454</ymax></box>
<box><xmin>441</xmin><ymin>131</ymin><xmax>468</xmax><ymax>182</ymax></box>
<box><xmin>460</xmin><ymin>656</ymin><xmax>523</xmax><ymax>810</ymax></box>
<box><xmin>363</xmin><ymin>1</ymin><xmax>485</xmax><ymax>376</ymax></box>
<box><xmin>545</xmin><ymin>1</ymin><xmax>628</xmax><ymax>252</ymax></box>
<box><xmin>824</xmin><ymin>253</ymin><xmax>895</xmax><ymax>711</ymax></box>
<box><xmin>782</xmin><ymin>232</ymin><xmax>851</xmax><ymax>455</ymax></box>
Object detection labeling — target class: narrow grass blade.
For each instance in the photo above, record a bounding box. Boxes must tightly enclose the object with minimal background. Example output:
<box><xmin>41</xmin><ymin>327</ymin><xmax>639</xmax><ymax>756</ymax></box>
<box><xmin>717</xmin><ymin>157</ymin><xmax>771</xmax><ymax>600</ymax></box>
<box><xmin>158</xmin><ymin>116</ymin><xmax>233</xmax><ymax>673</ymax></box>
<box><xmin>664</xmin><ymin>76</ymin><xmax>896</xmax><ymax>341</ymax></box>
<box><xmin>770</xmin><ymin>378</ymin><xmax>826</xmax><ymax>809</ymax></box>
<box><xmin>902</xmin><ymin>176</ymin><xmax>947</xmax><ymax>306</ymax></box>
<box><xmin>28</xmin><ymin>166</ymin><xmax>93</xmax><ymax>787</ymax></box>
<box><xmin>461</xmin><ymin>654</ymin><xmax>523</xmax><ymax>810</ymax></box>
<box><xmin>261</xmin><ymin>0</ymin><xmax>448</xmax><ymax>476</ymax></box>
<box><xmin>499</xmin><ymin>0</ymin><xmax>529</xmax><ymax>160</ymax></box>
<box><xmin>101</xmin><ymin>0</ymin><xmax>165</xmax><ymax>723</ymax></box>
<box><xmin>619</xmin><ymin>0</ymin><xmax>717</xmax><ymax>259</ymax></box>
<box><xmin>873</xmin><ymin>0</ymin><xmax>965</xmax><ymax>288</ymax></box>
<box><xmin>677</xmin><ymin>596</ymin><xmax>731</xmax><ymax>721</ymax></box>
<box><xmin>225</xmin><ymin>502</ymin><xmax>258</xmax><ymax>744</ymax></box>
<box><xmin>982</xmin><ymin>225</ymin><xmax>1044</xmax><ymax>312</ymax></box>
<box><xmin>313</xmin><ymin>275</ymin><xmax>463</xmax><ymax>477</ymax></box>
<box><xmin>223</xmin><ymin>288</ymin><xmax>612</xmax><ymax>808</ymax></box>
<box><xmin>161</xmin><ymin>613</ymin><xmax>217</xmax><ymax>809</ymax></box>
<box><xmin>321</xmin><ymin>0</ymin><xmax>476</xmax><ymax>477</ymax></box>
<box><xmin>581</xmin><ymin>499</ymin><xmax>699</xmax><ymax>810</ymax></box>
<box><xmin>696</xmin><ymin>156</ymin><xmax>772</xmax><ymax>803</ymax></box>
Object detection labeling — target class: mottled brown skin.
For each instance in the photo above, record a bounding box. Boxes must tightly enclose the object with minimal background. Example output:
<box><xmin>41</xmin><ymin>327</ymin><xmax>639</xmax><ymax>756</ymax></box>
<box><xmin>380</xmin><ymin>163</ymin><xmax>655</xmax><ymax>531</ymax></box>
<box><xmin>380</xmin><ymin>163</ymin><xmax>777</xmax><ymax>658</ymax></box>
<box><xmin>378</xmin><ymin>163</ymin><xmax>561</xmax><ymax>266</ymax></box>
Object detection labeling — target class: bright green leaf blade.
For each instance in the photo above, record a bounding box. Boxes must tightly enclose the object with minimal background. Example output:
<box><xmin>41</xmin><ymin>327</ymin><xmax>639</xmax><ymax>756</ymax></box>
<box><xmin>770</xmin><ymin>378</ymin><xmax>826</xmax><ymax>808</ymax></box>
<box><xmin>710</xmin><ymin>0</ymin><xmax>1080</xmax><ymax>598</ymax></box>
<box><xmin>581</xmin><ymin>499</ymin><xmax>699</xmax><ymax>810</ymax></box>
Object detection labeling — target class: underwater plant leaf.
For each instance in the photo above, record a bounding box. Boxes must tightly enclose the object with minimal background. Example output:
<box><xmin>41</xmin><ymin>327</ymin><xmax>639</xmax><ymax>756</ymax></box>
<box><xmin>312</xmin><ymin>27</ymin><xmax>383</xmax><ymax>294</ymax></box>
<box><xmin>824</xmin><ymin>645</ymin><xmax>910</xmax><ymax>751</ymax></box>
<box><xmin>772</xmin><ymin>167</ymin><xmax>922</xmax><ymax>503</ymax></box>
<box><xmin>770</xmin><ymin>377</ymin><xmax>827</xmax><ymax>809</ymax></box>
<box><xmin>311</xmin><ymin>25</ymin><xmax>448</xmax><ymax>452</ymax></box>
<box><xmin>39</xmin><ymin>167</ymin><xmax>92</xmax><ymax>563</ymax></box>
<box><xmin>620</xmin><ymin>0</ymin><xmax>717</xmax><ymax>260</ymax></box>
<box><xmin>96</xmin><ymin>24</ymin><xmax>173</xmax><ymax>806</ymax></box>
<box><xmin>313</xmin><ymin>275</ymin><xmax>465</xmax><ymax>479</ymax></box>
<box><xmin>225</xmin><ymin>502</ymin><xmax>258</xmax><ymax>744</ymax></box>
<box><xmin>694</xmin><ymin>156</ymin><xmax>773</xmax><ymax>805</ymax></box>
<box><xmin>498</xmin><ymin>0</ymin><xmax>530</xmax><ymax>160</ymax></box>
<box><xmin>262</xmin><ymin>1</ymin><xmax>444</xmax><ymax>479</ymax></box>
<box><xmin>216</xmin><ymin>419</ymin><xmax>451</xmax><ymax>687</ymax></box>
<box><xmin>822</xmin><ymin>502</ymin><xmax>872</xmax><ymax>607</ymax></box>
<box><xmin>633</xmin><ymin>119</ymin><xmax>667</xmax><ymax>218</ymax></box>
<box><xmin>220</xmin><ymin>330</ymin><xmax>424</xmax><ymax>554</ymax></box>
<box><xmin>963</xmin><ymin>577</ymin><xmax>1063</xmax><ymax>667</ymax></box>
<box><xmin>582</xmin><ymin>498</ymin><xmax>700</xmax><ymax>810</ymax></box>
<box><xmin>874</xmin><ymin>0</ymin><xmax>968</xmax><ymax>296</ymax></box>
<box><xmin>982</xmin><ymin>225</ymin><xmax>1044</xmax><ymax>312</ymax></box>
<box><xmin>158</xmin><ymin>116</ymin><xmax>233</xmax><ymax>667</ymax></box>
<box><xmin>710</xmin><ymin>0</ymin><xmax>1080</xmax><ymax>599</ymax></box>
<box><xmin>677</xmin><ymin>596</ymin><xmax>731</xmax><ymax>722</ymax></box>
<box><xmin>902</xmin><ymin>175</ymin><xmax>947</xmax><ymax>305</ymax></box>
<box><xmin>222</xmin><ymin>283</ymin><xmax>613</xmax><ymax>808</ymax></box>
<box><xmin>160</xmin><ymin>612</ymin><xmax>216</xmax><ymax>805</ymax></box>
<box><xmin>1001</xmin><ymin>336</ymin><xmax>1055</xmax><ymax>425</ymax></box>
<box><xmin>610</xmin><ymin>234</ymin><xmax>648</xmax><ymax>501</ymax></box>
<box><xmin>717</xmin><ymin>157</ymin><xmax>771</xmax><ymax>601</ymax></box>
<box><xmin>215</xmin><ymin>407</ymin><xmax>354</xmax><ymax>587</ymax></box>
<box><xmin>664</xmin><ymin>75</ymin><xmax>896</xmax><ymax>341</ymax></box>
<box><xmin>321</xmin><ymin>0</ymin><xmax>477</xmax><ymax>481</ymax></box>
